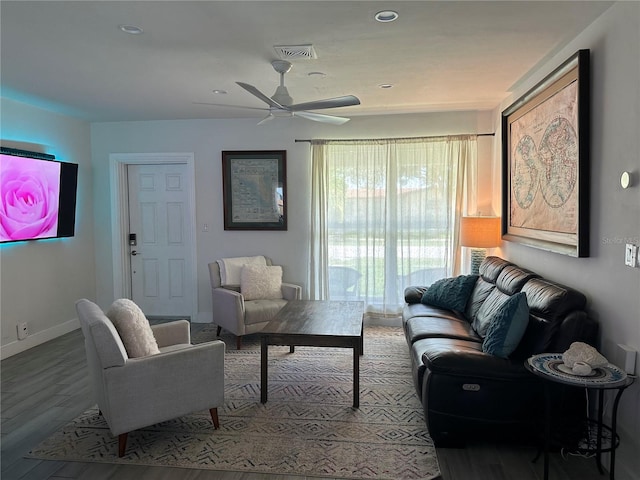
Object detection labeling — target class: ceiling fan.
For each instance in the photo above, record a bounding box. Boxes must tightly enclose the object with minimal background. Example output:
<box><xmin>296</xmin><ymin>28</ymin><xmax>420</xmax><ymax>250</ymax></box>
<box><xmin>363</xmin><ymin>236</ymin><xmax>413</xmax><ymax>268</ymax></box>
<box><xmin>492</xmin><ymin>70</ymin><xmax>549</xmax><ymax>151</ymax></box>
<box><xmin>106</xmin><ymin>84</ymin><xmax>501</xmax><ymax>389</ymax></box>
<box><xmin>197</xmin><ymin>60</ymin><xmax>360</xmax><ymax>125</ymax></box>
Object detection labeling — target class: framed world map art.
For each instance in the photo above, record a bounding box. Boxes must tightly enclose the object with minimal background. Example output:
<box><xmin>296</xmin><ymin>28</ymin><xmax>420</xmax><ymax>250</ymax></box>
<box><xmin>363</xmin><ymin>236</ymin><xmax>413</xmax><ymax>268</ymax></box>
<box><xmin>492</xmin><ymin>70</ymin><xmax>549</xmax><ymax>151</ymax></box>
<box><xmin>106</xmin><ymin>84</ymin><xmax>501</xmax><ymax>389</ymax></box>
<box><xmin>501</xmin><ymin>49</ymin><xmax>590</xmax><ymax>257</ymax></box>
<box><xmin>222</xmin><ymin>150</ymin><xmax>287</xmax><ymax>230</ymax></box>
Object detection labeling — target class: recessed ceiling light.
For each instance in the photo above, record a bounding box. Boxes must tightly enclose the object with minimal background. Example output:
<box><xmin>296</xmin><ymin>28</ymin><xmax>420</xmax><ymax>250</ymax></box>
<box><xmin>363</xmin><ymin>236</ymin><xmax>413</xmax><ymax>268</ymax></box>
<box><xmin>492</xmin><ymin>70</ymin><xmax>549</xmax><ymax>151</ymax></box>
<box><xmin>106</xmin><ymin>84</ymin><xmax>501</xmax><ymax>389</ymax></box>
<box><xmin>374</xmin><ymin>10</ymin><xmax>399</xmax><ymax>23</ymax></box>
<box><xmin>212</xmin><ymin>89</ymin><xmax>228</xmax><ymax>95</ymax></box>
<box><xmin>378</xmin><ymin>83</ymin><xmax>394</xmax><ymax>89</ymax></box>
<box><xmin>118</xmin><ymin>25</ymin><xmax>144</xmax><ymax>35</ymax></box>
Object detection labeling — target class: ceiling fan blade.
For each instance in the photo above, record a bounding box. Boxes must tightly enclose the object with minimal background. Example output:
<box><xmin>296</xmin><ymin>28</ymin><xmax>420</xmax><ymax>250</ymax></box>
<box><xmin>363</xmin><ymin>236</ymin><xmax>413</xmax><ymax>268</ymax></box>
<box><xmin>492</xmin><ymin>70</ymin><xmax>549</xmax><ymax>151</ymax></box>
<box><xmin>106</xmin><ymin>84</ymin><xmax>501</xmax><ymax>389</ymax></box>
<box><xmin>193</xmin><ymin>102</ymin><xmax>269</xmax><ymax>112</ymax></box>
<box><xmin>288</xmin><ymin>95</ymin><xmax>360</xmax><ymax>112</ymax></box>
<box><xmin>236</xmin><ymin>82</ymin><xmax>285</xmax><ymax>109</ymax></box>
<box><xmin>256</xmin><ymin>113</ymin><xmax>275</xmax><ymax>126</ymax></box>
<box><xmin>295</xmin><ymin>111</ymin><xmax>351</xmax><ymax>125</ymax></box>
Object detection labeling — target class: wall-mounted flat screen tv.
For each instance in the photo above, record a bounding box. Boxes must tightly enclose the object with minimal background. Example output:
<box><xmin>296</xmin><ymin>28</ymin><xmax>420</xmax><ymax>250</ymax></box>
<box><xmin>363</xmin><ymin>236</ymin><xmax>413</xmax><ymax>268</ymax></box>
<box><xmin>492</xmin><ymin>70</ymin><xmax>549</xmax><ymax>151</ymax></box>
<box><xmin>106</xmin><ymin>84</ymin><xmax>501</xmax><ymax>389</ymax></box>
<box><xmin>0</xmin><ymin>147</ymin><xmax>78</xmax><ymax>243</ymax></box>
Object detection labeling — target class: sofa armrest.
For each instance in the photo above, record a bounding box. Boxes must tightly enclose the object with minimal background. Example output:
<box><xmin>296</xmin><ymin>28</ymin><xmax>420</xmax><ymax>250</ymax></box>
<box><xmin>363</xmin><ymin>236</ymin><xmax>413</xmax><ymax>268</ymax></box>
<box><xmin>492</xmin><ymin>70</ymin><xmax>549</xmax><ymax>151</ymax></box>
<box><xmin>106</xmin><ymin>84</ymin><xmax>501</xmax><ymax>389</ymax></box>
<box><xmin>405</xmin><ymin>286</ymin><xmax>427</xmax><ymax>304</ymax></box>
<box><xmin>151</xmin><ymin>319</ymin><xmax>190</xmax><ymax>347</ymax></box>
<box><xmin>212</xmin><ymin>287</ymin><xmax>245</xmax><ymax>325</ymax></box>
<box><xmin>282</xmin><ymin>282</ymin><xmax>302</xmax><ymax>301</ymax></box>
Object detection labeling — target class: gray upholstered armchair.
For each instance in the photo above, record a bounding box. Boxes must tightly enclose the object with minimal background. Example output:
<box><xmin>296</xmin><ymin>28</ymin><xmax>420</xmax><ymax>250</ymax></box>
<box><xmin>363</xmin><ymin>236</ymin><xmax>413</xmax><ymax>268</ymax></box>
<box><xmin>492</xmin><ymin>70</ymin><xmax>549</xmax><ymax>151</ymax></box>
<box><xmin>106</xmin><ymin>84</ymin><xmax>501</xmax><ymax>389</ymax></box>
<box><xmin>208</xmin><ymin>256</ymin><xmax>302</xmax><ymax>349</ymax></box>
<box><xmin>75</xmin><ymin>298</ymin><xmax>225</xmax><ymax>457</ymax></box>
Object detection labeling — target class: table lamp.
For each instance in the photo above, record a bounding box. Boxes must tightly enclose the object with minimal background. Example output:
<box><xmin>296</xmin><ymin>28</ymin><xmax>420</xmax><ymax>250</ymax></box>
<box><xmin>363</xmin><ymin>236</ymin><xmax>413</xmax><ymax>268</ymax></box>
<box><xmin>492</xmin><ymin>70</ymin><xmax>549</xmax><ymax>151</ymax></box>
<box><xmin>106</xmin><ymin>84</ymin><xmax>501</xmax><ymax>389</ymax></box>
<box><xmin>460</xmin><ymin>216</ymin><xmax>501</xmax><ymax>274</ymax></box>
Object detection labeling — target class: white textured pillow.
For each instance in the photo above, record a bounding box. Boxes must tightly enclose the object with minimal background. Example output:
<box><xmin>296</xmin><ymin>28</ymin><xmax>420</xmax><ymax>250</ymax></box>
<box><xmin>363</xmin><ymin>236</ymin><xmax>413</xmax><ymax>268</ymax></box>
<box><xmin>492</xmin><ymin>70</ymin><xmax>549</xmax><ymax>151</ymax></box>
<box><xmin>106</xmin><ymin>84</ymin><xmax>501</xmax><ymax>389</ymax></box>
<box><xmin>106</xmin><ymin>299</ymin><xmax>160</xmax><ymax>358</ymax></box>
<box><xmin>217</xmin><ymin>255</ymin><xmax>267</xmax><ymax>286</ymax></box>
<box><xmin>240</xmin><ymin>265</ymin><xmax>283</xmax><ymax>300</ymax></box>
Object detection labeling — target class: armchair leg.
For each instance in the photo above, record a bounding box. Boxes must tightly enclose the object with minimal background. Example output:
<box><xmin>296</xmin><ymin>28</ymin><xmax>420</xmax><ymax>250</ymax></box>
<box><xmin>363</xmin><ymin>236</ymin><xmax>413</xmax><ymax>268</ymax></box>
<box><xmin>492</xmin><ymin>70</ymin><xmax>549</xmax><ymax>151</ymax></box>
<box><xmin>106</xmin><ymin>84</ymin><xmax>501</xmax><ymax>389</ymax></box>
<box><xmin>210</xmin><ymin>408</ymin><xmax>220</xmax><ymax>429</ymax></box>
<box><xmin>216</xmin><ymin>325</ymin><xmax>222</xmax><ymax>336</ymax></box>
<box><xmin>236</xmin><ymin>336</ymin><xmax>242</xmax><ymax>350</ymax></box>
<box><xmin>118</xmin><ymin>432</ymin><xmax>128</xmax><ymax>457</ymax></box>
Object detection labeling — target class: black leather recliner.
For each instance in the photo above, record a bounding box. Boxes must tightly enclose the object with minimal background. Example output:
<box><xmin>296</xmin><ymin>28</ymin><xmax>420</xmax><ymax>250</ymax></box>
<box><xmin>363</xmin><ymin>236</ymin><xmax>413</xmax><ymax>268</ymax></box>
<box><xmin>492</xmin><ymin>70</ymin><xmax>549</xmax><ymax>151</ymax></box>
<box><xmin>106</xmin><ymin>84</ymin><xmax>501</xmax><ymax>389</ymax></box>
<box><xmin>403</xmin><ymin>256</ymin><xmax>598</xmax><ymax>446</ymax></box>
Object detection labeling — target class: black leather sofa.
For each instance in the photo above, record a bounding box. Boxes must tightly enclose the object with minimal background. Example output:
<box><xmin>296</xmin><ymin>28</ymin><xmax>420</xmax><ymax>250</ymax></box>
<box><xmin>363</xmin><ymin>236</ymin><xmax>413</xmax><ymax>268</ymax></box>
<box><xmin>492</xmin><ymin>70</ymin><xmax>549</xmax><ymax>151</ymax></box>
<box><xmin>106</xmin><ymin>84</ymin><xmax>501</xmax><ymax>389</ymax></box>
<box><xmin>403</xmin><ymin>256</ymin><xmax>598</xmax><ymax>446</ymax></box>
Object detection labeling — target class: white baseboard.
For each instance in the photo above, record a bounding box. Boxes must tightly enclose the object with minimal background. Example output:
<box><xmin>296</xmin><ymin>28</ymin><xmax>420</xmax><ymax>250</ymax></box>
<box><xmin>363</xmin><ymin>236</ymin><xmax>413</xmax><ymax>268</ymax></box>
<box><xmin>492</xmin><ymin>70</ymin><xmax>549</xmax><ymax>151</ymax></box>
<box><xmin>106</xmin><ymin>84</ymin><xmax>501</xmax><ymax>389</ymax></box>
<box><xmin>0</xmin><ymin>317</ymin><xmax>80</xmax><ymax>360</ymax></box>
<box><xmin>195</xmin><ymin>311</ymin><xmax>212</xmax><ymax>324</ymax></box>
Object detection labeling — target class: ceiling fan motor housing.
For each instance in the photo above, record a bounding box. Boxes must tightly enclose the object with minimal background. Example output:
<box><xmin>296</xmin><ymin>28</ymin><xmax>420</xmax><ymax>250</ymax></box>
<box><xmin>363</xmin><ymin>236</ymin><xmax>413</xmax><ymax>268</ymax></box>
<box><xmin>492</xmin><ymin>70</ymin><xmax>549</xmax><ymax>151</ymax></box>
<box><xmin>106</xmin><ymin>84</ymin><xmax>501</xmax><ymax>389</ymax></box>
<box><xmin>272</xmin><ymin>85</ymin><xmax>293</xmax><ymax>106</ymax></box>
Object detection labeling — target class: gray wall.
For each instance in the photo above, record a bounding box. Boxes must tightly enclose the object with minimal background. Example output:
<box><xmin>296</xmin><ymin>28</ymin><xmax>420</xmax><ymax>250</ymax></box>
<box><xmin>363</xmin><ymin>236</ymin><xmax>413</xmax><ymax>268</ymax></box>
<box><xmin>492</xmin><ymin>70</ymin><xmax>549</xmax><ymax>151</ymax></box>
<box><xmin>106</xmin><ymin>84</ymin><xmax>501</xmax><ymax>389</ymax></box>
<box><xmin>0</xmin><ymin>98</ymin><xmax>96</xmax><ymax>358</ymax></box>
<box><xmin>90</xmin><ymin>110</ymin><xmax>494</xmax><ymax>320</ymax></box>
<box><xmin>491</xmin><ymin>3</ymin><xmax>639</xmax><ymax>478</ymax></box>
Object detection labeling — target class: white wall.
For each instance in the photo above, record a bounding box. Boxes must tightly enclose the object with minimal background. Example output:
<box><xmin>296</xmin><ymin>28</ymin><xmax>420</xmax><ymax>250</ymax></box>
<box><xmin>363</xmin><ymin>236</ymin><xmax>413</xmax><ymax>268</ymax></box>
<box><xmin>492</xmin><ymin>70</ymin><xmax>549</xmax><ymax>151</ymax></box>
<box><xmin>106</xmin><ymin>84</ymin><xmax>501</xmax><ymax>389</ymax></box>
<box><xmin>492</xmin><ymin>3</ymin><xmax>639</xmax><ymax>479</ymax></box>
<box><xmin>0</xmin><ymin>98</ymin><xmax>96</xmax><ymax>358</ymax></box>
<box><xmin>90</xmin><ymin>110</ymin><xmax>494</xmax><ymax>319</ymax></box>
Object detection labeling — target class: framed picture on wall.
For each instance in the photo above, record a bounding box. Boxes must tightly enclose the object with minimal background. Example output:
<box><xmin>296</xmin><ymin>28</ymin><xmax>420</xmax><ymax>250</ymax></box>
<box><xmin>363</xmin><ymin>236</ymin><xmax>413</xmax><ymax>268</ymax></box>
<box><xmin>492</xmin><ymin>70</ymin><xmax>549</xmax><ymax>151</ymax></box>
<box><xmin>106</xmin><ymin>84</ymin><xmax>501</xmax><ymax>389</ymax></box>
<box><xmin>222</xmin><ymin>150</ymin><xmax>287</xmax><ymax>230</ymax></box>
<box><xmin>501</xmin><ymin>49</ymin><xmax>590</xmax><ymax>257</ymax></box>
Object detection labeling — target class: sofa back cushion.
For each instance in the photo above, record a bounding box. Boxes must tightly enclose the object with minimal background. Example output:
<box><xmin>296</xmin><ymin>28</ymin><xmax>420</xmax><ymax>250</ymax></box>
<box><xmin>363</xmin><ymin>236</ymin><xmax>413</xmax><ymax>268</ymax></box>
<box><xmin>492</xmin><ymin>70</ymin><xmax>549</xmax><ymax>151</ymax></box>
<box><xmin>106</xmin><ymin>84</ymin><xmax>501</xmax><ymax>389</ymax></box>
<box><xmin>508</xmin><ymin>279</ymin><xmax>592</xmax><ymax>359</ymax></box>
<box><xmin>463</xmin><ymin>256</ymin><xmax>511</xmax><ymax>322</ymax></box>
<box><xmin>521</xmin><ymin>278</ymin><xmax>586</xmax><ymax>321</ymax></box>
<box><xmin>471</xmin><ymin>265</ymin><xmax>537</xmax><ymax>336</ymax></box>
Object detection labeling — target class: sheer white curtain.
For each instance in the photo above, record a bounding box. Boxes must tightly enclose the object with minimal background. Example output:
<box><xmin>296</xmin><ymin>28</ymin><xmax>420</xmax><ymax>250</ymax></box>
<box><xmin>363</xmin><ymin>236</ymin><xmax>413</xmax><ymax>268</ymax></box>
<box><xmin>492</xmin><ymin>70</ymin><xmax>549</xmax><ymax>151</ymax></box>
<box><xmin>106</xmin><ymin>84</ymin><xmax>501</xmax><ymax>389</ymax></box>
<box><xmin>309</xmin><ymin>136</ymin><xmax>477</xmax><ymax>316</ymax></box>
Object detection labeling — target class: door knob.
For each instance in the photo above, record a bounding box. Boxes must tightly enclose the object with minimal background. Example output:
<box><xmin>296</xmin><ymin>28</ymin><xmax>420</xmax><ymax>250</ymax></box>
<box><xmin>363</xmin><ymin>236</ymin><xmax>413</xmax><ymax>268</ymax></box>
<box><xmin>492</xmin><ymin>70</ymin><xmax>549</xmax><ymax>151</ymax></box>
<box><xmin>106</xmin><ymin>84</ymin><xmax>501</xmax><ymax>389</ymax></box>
<box><xmin>131</xmin><ymin>250</ymin><xmax>140</xmax><ymax>256</ymax></box>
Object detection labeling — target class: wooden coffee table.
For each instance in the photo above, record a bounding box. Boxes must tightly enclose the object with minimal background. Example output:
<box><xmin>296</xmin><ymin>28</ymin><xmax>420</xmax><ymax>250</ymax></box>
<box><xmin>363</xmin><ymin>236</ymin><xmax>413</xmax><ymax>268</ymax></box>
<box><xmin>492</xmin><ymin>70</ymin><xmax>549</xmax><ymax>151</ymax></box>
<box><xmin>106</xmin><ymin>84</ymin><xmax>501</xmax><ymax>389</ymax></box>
<box><xmin>260</xmin><ymin>300</ymin><xmax>365</xmax><ymax>408</ymax></box>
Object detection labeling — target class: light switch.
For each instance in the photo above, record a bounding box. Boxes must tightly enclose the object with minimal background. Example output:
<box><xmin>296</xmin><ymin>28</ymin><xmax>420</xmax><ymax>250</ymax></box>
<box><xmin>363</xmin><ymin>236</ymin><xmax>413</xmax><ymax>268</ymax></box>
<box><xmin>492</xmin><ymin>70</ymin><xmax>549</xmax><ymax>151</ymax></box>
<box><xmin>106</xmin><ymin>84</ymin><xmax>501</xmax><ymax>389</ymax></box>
<box><xmin>625</xmin><ymin>243</ymin><xmax>637</xmax><ymax>267</ymax></box>
<box><xmin>203</xmin><ymin>223</ymin><xmax>209</xmax><ymax>232</ymax></box>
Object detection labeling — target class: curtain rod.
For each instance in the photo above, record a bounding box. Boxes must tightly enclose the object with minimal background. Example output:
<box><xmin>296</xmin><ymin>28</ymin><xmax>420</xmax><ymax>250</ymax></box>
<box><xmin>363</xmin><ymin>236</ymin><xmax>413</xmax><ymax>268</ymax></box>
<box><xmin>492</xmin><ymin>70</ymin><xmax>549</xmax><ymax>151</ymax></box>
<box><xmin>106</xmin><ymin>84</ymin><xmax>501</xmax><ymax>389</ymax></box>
<box><xmin>294</xmin><ymin>132</ymin><xmax>494</xmax><ymax>143</ymax></box>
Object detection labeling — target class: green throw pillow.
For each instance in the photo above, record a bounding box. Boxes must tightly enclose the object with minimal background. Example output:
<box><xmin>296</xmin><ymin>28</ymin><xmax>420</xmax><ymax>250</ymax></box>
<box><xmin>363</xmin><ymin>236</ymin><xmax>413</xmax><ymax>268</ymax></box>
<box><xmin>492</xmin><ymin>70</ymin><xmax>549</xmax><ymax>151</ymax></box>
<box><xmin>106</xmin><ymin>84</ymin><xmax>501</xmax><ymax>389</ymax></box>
<box><xmin>482</xmin><ymin>292</ymin><xmax>529</xmax><ymax>359</ymax></box>
<box><xmin>420</xmin><ymin>275</ymin><xmax>479</xmax><ymax>312</ymax></box>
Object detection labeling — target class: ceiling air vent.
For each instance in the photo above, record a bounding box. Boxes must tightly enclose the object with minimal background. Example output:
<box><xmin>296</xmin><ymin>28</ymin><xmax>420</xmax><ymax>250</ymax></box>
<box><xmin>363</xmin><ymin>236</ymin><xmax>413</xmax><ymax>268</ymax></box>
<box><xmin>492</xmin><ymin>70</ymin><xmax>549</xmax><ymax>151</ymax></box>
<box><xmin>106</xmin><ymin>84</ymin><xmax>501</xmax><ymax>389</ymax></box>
<box><xmin>273</xmin><ymin>44</ymin><xmax>317</xmax><ymax>60</ymax></box>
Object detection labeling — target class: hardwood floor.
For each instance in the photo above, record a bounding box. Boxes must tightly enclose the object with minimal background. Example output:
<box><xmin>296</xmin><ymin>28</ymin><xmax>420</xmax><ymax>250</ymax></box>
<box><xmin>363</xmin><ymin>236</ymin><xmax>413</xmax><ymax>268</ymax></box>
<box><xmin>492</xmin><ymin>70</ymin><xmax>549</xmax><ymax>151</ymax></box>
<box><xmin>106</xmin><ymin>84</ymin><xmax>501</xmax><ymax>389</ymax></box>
<box><xmin>1</xmin><ymin>325</ymin><xmax>607</xmax><ymax>480</ymax></box>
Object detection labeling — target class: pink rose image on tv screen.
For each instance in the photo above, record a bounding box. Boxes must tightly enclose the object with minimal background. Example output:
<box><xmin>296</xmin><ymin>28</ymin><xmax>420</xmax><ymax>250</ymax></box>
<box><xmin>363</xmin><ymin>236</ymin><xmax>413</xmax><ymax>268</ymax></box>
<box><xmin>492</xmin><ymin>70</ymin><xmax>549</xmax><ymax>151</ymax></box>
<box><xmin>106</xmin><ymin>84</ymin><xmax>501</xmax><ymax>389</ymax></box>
<box><xmin>0</xmin><ymin>154</ymin><xmax>61</xmax><ymax>242</ymax></box>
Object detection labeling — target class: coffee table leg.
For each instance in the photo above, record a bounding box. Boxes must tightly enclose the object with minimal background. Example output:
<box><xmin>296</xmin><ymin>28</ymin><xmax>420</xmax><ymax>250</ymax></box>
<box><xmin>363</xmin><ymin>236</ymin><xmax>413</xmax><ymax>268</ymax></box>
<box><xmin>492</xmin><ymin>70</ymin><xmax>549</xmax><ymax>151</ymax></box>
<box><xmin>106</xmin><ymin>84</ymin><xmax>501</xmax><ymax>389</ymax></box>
<box><xmin>261</xmin><ymin>337</ymin><xmax>268</xmax><ymax>404</ymax></box>
<box><xmin>353</xmin><ymin>342</ymin><xmax>360</xmax><ymax>408</ymax></box>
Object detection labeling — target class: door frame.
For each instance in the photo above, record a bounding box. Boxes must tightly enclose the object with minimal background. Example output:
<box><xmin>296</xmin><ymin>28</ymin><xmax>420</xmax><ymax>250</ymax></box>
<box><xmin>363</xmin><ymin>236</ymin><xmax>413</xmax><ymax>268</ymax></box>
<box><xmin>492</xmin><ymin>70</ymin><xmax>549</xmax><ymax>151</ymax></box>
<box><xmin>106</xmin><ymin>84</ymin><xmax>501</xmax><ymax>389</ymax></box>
<box><xmin>109</xmin><ymin>153</ymin><xmax>198</xmax><ymax>320</ymax></box>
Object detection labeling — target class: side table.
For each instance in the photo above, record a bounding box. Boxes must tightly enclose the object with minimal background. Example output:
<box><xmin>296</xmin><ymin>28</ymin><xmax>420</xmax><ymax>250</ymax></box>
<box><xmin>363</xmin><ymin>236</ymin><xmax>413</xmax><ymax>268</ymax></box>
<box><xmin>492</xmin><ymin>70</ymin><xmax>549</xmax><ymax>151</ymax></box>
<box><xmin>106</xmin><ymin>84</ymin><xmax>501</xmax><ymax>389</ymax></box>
<box><xmin>526</xmin><ymin>353</ymin><xmax>634</xmax><ymax>480</ymax></box>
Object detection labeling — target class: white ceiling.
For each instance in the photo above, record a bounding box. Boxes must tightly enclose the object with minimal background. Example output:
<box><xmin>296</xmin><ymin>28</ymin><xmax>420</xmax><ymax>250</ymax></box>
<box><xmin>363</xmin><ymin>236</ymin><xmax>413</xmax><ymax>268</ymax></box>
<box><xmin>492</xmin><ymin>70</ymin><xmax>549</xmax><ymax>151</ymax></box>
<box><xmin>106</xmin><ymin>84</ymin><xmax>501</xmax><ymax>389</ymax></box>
<box><xmin>1</xmin><ymin>1</ymin><xmax>613</xmax><ymax>123</ymax></box>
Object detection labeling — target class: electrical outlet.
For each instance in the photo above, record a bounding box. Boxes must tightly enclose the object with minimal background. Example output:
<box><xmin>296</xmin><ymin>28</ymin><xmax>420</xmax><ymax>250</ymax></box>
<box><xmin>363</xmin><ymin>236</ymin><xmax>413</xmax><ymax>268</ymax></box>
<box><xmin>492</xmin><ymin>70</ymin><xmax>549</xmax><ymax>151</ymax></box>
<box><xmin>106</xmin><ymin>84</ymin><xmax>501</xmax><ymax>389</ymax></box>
<box><xmin>17</xmin><ymin>322</ymin><xmax>29</xmax><ymax>340</ymax></box>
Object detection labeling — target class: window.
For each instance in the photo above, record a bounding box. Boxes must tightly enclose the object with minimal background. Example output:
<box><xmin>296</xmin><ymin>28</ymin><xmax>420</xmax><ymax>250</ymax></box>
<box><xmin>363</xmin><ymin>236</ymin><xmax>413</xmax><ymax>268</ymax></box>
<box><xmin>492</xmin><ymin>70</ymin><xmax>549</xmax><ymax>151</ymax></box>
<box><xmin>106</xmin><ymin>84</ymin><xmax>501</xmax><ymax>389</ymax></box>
<box><xmin>310</xmin><ymin>136</ymin><xmax>477</xmax><ymax>315</ymax></box>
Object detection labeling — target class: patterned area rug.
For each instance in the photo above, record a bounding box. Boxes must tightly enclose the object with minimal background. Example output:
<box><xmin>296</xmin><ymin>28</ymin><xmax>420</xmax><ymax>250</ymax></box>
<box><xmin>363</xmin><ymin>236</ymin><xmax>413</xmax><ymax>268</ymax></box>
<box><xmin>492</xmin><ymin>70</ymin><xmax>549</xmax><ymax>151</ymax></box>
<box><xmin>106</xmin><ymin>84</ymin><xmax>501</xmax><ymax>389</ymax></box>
<box><xmin>28</xmin><ymin>326</ymin><xmax>441</xmax><ymax>479</ymax></box>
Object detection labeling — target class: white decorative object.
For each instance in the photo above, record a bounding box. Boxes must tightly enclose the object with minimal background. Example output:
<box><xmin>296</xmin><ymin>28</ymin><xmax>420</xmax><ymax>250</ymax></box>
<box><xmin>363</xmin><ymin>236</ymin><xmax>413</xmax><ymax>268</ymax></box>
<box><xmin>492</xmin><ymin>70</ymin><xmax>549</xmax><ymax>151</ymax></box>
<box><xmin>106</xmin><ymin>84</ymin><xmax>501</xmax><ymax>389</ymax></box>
<box><xmin>106</xmin><ymin>298</ymin><xmax>160</xmax><ymax>358</ymax></box>
<box><xmin>572</xmin><ymin>361</ymin><xmax>593</xmax><ymax>376</ymax></box>
<box><xmin>562</xmin><ymin>341</ymin><xmax>608</xmax><ymax>369</ymax></box>
<box><xmin>217</xmin><ymin>256</ymin><xmax>267</xmax><ymax>285</ymax></box>
<box><xmin>241</xmin><ymin>264</ymin><xmax>283</xmax><ymax>300</ymax></box>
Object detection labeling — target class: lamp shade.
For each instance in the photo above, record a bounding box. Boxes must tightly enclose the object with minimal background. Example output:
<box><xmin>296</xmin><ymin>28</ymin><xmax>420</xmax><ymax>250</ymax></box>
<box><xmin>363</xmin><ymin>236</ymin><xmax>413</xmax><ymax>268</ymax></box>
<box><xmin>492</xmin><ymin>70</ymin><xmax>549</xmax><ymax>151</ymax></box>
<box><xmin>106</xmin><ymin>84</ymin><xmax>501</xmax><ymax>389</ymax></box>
<box><xmin>460</xmin><ymin>216</ymin><xmax>501</xmax><ymax>248</ymax></box>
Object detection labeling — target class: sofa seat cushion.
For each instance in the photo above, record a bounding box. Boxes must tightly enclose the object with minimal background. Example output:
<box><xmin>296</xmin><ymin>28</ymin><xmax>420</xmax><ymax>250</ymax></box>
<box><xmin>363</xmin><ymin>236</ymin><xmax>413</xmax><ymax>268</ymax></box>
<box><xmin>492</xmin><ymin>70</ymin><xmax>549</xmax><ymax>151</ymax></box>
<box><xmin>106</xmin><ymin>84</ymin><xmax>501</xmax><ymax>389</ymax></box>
<box><xmin>405</xmin><ymin>316</ymin><xmax>481</xmax><ymax>344</ymax></box>
<box><xmin>419</xmin><ymin>338</ymin><xmax>531</xmax><ymax>380</ymax></box>
<box><xmin>244</xmin><ymin>298</ymin><xmax>288</xmax><ymax>325</ymax></box>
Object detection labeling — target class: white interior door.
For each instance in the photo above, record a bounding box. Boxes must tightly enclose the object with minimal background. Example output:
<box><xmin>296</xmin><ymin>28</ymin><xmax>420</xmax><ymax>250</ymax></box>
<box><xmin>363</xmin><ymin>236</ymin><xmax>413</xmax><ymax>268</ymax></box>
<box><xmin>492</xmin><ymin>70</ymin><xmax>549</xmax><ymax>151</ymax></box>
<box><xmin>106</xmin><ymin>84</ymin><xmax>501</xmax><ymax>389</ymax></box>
<box><xmin>127</xmin><ymin>163</ymin><xmax>194</xmax><ymax>318</ymax></box>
